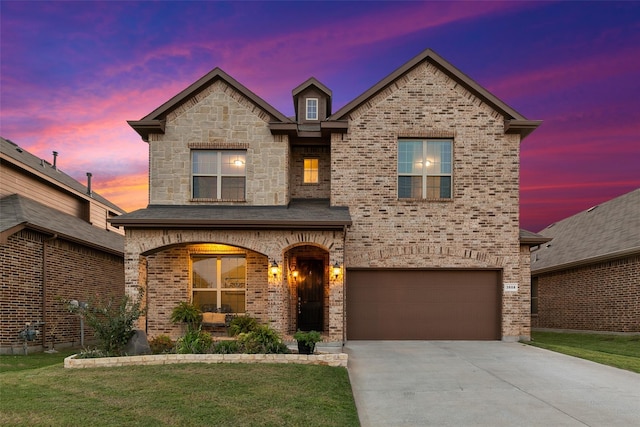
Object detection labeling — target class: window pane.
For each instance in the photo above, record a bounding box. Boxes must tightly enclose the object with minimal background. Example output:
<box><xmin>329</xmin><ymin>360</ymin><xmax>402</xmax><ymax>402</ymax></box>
<box><xmin>221</xmin><ymin>151</ymin><xmax>246</xmax><ymax>174</ymax></box>
<box><xmin>425</xmin><ymin>141</ymin><xmax>452</xmax><ymax>174</ymax></box>
<box><xmin>398</xmin><ymin>141</ymin><xmax>423</xmax><ymax>174</ymax></box>
<box><xmin>307</xmin><ymin>98</ymin><xmax>318</xmax><ymax>120</ymax></box>
<box><xmin>193</xmin><ymin>291</ymin><xmax>217</xmax><ymax>310</ymax></box>
<box><xmin>193</xmin><ymin>176</ymin><xmax>217</xmax><ymax>198</ymax></box>
<box><xmin>193</xmin><ymin>151</ymin><xmax>217</xmax><ymax>174</ymax></box>
<box><xmin>398</xmin><ymin>176</ymin><xmax>422</xmax><ymax>198</ymax></box>
<box><xmin>221</xmin><ymin>257</ymin><xmax>246</xmax><ymax>289</ymax></box>
<box><xmin>192</xmin><ymin>257</ymin><xmax>217</xmax><ymax>288</ymax></box>
<box><xmin>304</xmin><ymin>158</ymin><xmax>319</xmax><ymax>183</ymax></box>
<box><xmin>427</xmin><ymin>176</ymin><xmax>452</xmax><ymax>199</ymax></box>
<box><xmin>221</xmin><ymin>177</ymin><xmax>245</xmax><ymax>200</ymax></box>
<box><xmin>221</xmin><ymin>291</ymin><xmax>245</xmax><ymax>313</ymax></box>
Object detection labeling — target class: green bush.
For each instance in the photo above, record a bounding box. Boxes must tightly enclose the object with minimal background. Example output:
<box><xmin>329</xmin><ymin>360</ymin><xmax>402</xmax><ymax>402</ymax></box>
<box><xmin>228</xmin><ymin>315</ymin><xmax>259</xmax><ymax>336</ymax></box>
<box><xmin>77</xmin><ymin>289</ymin><xmax>145</xmax><ymax>356</ymax></box>
<box><xmin>212</xmin><ymin>340</ymin><xmax>240</xmax><ymax>354</ymax></box>
<box><xmin>176</xmin><ymin>328</ymin><xmax>213</xmax><ymax>354</ymax></box>
<box><xmin>170</xmin><ymin>302</ymin><xmax>202</xmax><ymax>332</ymax></box>
<box><xmin>238</xmin><ymin>325</ymin><xmax>289</xmax><ymax>354</ymax></box>
<box><xmin>149</xmin><ymin>335</ymin><xmax>175</xmax><ymax>354</ymax></box>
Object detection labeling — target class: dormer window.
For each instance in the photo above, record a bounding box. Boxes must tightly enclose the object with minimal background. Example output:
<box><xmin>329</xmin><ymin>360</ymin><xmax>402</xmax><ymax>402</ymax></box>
<box><xmin>306</xmin><ymin>98</ymin><xmax>318</xmax><ymax>120</ymax></box>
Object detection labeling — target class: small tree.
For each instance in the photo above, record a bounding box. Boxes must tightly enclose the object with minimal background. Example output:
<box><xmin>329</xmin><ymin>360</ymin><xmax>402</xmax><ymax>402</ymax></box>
<box><xmin>73</xmin><ymin>288</ymin><xmax>145</xmax><ymax>356</ymax></box>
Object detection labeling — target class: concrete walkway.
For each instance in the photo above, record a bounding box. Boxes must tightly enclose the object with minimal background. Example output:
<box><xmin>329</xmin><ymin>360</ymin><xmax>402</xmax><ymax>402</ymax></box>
<box><xmin>345</xmin><ymin>341</ymin><xmax>640</xmax><ymax>427</ymax></box>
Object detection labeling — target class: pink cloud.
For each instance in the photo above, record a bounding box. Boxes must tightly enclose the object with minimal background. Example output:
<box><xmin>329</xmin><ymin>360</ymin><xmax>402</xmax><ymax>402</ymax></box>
<box><xmin>487</xmin><ymin>45</ymin><xmax>640</xmax><ymax>103</ymax></box>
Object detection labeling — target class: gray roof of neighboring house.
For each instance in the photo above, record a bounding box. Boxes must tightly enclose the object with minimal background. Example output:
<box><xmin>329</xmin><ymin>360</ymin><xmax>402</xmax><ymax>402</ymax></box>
<box><xmin>1</xmin><ymin>194</ymin><xmax>124</xmax><ymax>255</ymax></box>
<box><xmin>531</xmin><ymin>188</ymin><xmax>640</xmax><ymax>274</ymax></box>
<box><xmin>1</xmin><ymin>137</ymin><xmax>124</xmax><ymax>213</ymax></box>
<box><xmin>110</xmin><ymin>199</ymin><xmax>352</xmax><ymax>230</ymax></box>
<box><xmin>520</xmin><ymin>229</ymin><xmax>552</xmax><ymax>246</ymax></box>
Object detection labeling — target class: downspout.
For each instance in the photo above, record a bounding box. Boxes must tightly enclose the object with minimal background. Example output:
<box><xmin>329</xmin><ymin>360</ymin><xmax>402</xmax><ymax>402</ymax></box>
<box><xmin>342</xmin><ymin>225</ymin><xmax>347</xmax><ymax>347</ymax></box>
<box><xmin>42</xmin><ymin>233</ymin><xmax>58</xmax><ymax>349</ymax></box>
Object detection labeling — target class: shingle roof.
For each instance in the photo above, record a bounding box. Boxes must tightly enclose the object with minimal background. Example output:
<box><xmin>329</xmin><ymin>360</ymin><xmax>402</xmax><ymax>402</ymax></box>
<box><xmin>110</xmin><ymin>199</ymin><xmax>351</xmax><ymax>230</ymax></box>
<box><xmin>520</xmin><ymin>229</ymin><xmax>552</xmax><ymax>245</ymax></box>
<box><xmin>1</xmin><ymin>137</ymin><xmax>124</xmax><ymax>213</ymax></box>
<box><xmin>531</xmin><ymin>188</ymin><xmax>640</xmax><ymax>274</ymax></box>
<box><xmin>1</xmin><ymin>194</ymin><xmax>124</xmax><ymax>255</ymax></box>
<box><xmin>127</xmin><ymin>68</ymin><xmax>293</xmax><ymax>141</ymax></box>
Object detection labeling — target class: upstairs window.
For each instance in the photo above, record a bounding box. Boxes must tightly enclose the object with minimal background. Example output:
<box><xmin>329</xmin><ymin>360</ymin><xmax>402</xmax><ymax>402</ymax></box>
<box><xmin>398</xmin><ymin>139</ymin><xmax>452</xmax><ymax>199</ymax></box>
<box><xmin>306</xmin><ymin>98</ymin><xmax>318</xmax><ymax>120</ymax></box>
<box><xmin>303</xmin><ymin>158</ymin><xmax>319</xmax><ymax>183</ymax></box>
<box><xmin>192</xmin><ymin>150</ymin><xmax>246</xmax><ymax>200</ymax></box>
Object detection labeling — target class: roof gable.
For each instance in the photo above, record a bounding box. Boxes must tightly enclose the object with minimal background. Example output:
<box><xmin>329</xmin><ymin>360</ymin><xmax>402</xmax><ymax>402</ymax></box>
<box><xmin>531</xmin><ymin>188</ymin><xmax>640</xmax><ymax>274</ymax></box>
<box><xmin>128</xmin><ymin>68</ymin><xmax>292</xmax><ymax>141</ymax></box>
<box><xmin>329</xmin><ymin>48</ymin><xmax>541</xmax><ymax>139</ymax></box>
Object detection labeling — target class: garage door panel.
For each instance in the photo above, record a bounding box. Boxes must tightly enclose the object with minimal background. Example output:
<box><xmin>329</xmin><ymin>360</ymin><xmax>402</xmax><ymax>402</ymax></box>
<box><xmin>347</xmin><ymin>270</ymin><xmax>500</xmax><ymax>340</ymax></box>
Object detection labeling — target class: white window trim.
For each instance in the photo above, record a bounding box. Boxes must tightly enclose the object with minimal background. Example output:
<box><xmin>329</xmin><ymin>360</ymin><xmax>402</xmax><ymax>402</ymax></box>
<box><xmin>398</xmin><ymin>139</ymin><xmax>453</xmax><ymax>200</ymax></box>
<box><xmin>306</xmin><ymin>98</ymin><xmax>318</xmax><ymax>120</ymax></box>
<box><xmin>191</xmin><ymin>150</ymin><xmax>246</xmax><ymax>200</ymax></box>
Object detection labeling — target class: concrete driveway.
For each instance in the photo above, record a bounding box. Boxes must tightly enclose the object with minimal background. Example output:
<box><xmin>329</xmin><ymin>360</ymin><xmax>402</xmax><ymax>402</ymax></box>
<box><xmin>345</xmin><ymin>341</ymin><xmax>640</xmax><ymax>427</ymax></box>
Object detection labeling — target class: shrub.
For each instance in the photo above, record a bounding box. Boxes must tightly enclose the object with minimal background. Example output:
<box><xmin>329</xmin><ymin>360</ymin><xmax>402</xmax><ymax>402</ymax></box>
<box><xmin>170</xmin><ymin>302</ymin><xmax>202</xmax><ymax>332</ymax></box>
<box><xmin>176</xmin><ymin>328</ymin><xmax>213</xmax><ymax>354</ymax></box>
<box><xmin>76</xmin><ymin>288</ymin><xmax>145</xmax><ymax>356</ymax></box>
<box><xmin>212</xmin><ymin>340</ymin><xmax>240</xmax><ymax>354</ymax></box>
<box><xmin>228</xmin><ymin>315</ymin><xmax>259</xmax><ymax>336</ymax></box>
<box><xmin>238</xmin><ymin>324</ymin><xmax>289</xmax><ymax>354</ymax></box>
<box><xmin>75</xmin><ymin>348</ymin><xmax>107</xmax><ymax>359</ymax></box>
<box><xmin>149</xmin><ymin>335</ymin><xmax>175</xmax><ymax>354</ymax></box>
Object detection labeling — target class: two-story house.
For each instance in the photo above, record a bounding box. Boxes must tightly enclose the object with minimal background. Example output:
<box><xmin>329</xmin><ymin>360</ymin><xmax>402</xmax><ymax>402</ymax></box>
<box><xmin>1</xmin><ymin>137</ymin><xmax>125</xmax><ymax>353</ymax></box>
<box><xmin>113</xmin><ymin>48</ymin><xmax>545</xmax><ymax>343</ymax></box>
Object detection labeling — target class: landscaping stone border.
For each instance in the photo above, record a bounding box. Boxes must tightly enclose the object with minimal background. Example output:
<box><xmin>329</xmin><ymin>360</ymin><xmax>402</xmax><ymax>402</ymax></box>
<box><xmin>64</xmin><ymin>353</ymin><xmax>348</xmax><ymax>369</ymax></box>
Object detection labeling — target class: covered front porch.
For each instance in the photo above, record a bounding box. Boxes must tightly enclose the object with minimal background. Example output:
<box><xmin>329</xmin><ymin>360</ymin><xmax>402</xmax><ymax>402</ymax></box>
<box><xmin>118</xmin><ymin>232</ymin><xmax>346</xmax><ymax>343</ymax></box>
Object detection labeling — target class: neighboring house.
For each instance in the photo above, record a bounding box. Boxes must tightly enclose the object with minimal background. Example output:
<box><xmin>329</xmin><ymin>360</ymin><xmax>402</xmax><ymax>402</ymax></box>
<box><xmin>113</xmin><ymin>48</ymin><xmax>545</xmax><ymax>342</ymax></box>
<box><xmin>531</xmin><ymin>189</ymin><xmax>640</xmax><ymax>333</ymax></box>
<box><xmin>0</xmin><ymin>137</ymin><xmax>125</xmax><ymax>353</ymax></box>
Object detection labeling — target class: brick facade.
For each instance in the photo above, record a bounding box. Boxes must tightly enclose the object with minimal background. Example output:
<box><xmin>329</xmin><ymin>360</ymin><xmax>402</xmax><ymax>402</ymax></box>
<box><xmin>532</xmin><ymin>255</ymin><xmax>640</xmax><ymax>332</ymax></box>
<box><xmin>125</xmin><ymin>229</ymin><xmax>345</xmax><ymax>341</ymax></box>
<box><xmin>332</xmin><ymin>62</ymin><xmax>526</xmax><ymax>340</ymax></box>
<box><xmin>0</xmin><ymin>229</ymin><xmax>124</xmax><ymax>353</ymax></box>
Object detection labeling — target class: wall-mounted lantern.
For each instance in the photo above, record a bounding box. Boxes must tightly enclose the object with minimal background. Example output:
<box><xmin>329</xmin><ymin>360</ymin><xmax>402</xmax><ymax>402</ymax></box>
<box><xmin>270</xmin><ymin>261</ymin><xmax>279</xmax><ymax>277</ymax></box>
<box><xmin>332</xmin><ymin>262</ymin><xmax>342</xmax><ymax>279</ymax></box>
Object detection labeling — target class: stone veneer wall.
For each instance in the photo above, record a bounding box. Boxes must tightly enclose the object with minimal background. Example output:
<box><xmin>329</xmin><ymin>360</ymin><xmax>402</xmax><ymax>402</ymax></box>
<box><xmin>147</xmin><ymin>79</ymin><xmax>289</xmax><ymax>206</ymax></box>
<box><xmin>65</xmin><ymin>352</ymin><xmax>348</xmax><ymax>369</ymax></box>
<box><xmin>1</xmin><ymin>229</ymin><xmax>124</xmax><ymax>353</ymax></box>
<box><xmin>331</xmin><ymin>61</ymin><xmax>525</xmax><ymax>340</ymax></box>
<box><xmin>532</xmin><ymin>254</ymin><xmax>640</xmax><ymax>332</ymax></box>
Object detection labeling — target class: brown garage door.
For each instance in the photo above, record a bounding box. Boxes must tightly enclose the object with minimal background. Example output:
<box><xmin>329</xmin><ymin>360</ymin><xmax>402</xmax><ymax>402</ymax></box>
<box><xmin>347</xmin><ymin>269</ymin><xmax>501</xmax><ymax>340</ymax></box>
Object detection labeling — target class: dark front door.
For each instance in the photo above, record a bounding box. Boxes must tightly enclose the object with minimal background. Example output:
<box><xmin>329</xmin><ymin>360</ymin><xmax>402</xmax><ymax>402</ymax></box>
<box><xmin>297</xmin><ymin>259</ymin><xmax>324</xmax><ymax>331</ymax></box>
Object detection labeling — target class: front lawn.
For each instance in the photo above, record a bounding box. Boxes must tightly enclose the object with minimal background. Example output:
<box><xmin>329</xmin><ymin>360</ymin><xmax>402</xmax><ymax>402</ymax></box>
<box><xmin>0</xmin><ymin>352</ymin><xmax>359</xmax><ymax>427</ymax></box>
<box><xmin>527</xmin><ymin>331</ymin><xmax>640</xmax><ymax>373</ymax></box>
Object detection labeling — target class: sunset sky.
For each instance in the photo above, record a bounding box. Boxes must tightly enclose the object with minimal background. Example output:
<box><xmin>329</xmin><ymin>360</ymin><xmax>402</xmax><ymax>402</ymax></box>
<box><xmin>1</xmin><ymin>1</ymin><xmax>638</xmax><ymax>232</ymax></box>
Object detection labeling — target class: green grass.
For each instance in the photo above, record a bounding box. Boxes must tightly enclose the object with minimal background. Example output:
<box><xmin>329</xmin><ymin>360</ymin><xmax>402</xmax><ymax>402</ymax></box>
<box><xmin>0</xmin><ymin>352</ymin><xmax>359</xmax><ymax>427</ymax></box>
<box><xmin>527</xmin><ymin>331</ymin><xmax>640</xmax><ymax>373</ymax></box>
